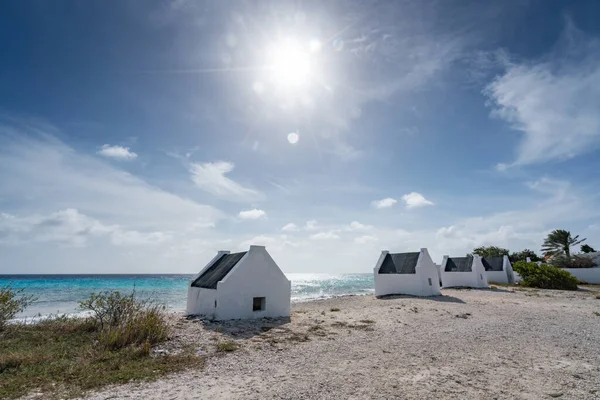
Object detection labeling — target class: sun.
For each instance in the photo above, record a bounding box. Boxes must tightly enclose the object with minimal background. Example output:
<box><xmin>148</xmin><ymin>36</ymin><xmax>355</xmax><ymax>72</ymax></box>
<box><xmin>267</xmin><ymin>38</ymin><xmax>318</xmax><ymax>87</ymax></box>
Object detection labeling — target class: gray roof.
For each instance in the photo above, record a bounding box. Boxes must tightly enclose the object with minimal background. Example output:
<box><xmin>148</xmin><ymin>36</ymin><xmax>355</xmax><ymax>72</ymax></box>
<box><xmin>191</xmin><ymin>252</ymin><xmax>247</xmax><ymax>289</ymax></box>
<box><xmin>378</xmin><ymin>252</ymin><xmax>420</xmax><ymax>274</ymax></box>
<box><xmin>444</xmin><ymin>256</ymin><xmax>473</xmax><ymax>272</ymax></box>
<box><xmin>482</xmin><ymin>257</ymin><xmax>504</xmax><ymax>272</ymax></box>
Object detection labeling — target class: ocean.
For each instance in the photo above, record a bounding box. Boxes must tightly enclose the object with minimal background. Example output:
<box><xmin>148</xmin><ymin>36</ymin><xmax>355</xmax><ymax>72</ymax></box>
<box><xmin>0</xmin><ymin>273</ymin><xmax>374</xmax><ymax>319</ymax></box>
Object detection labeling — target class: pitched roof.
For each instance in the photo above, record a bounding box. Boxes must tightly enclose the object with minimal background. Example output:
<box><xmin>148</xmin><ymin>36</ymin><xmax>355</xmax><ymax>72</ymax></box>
<box><xmin>482</xmin><ymin>257</ymin><xmax>504</xmax><ymax>271</ymax></box>
<box><xmin>191</xmin><ymin>252</ymin><xmax>247</xmax><ymax>289</ymax></box>
<box><xmin>378</xmin><ymin>252</ymin><xmax>420</xmax><ymax>274</ymax></box>
<box><xmin>444</xmin><ymin>256</ymin><xmax>473</xmax><ymax>272</ymax></box>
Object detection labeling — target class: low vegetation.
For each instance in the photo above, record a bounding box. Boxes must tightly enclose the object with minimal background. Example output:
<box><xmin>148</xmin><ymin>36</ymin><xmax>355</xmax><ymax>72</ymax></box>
<box><xmin>0</xmin><ymin>288</ymin><xmax>202</xmax><ymax>399</ymax></box>
<box><xmin>216</xmin><ymin>341</ymin><xmax>238</xmax><ymax>352</ymax></box>
<box><xmin>330</xmin><ymin>307</ymin><xmax>341</xmax><ymax>312</ymax></box>
<box><xmin>549</xmin><ymin>255</ymin><xmax>596</xmax><ymax>269</ymax></box>
<box><xmin>513</xmin><ymin>261</ymin><xmax>579</xmax><ymax>291</ymax></box>
<box><xmin>470</xmin><ymin>246</ymin><xmax>509</xmax><ymax>259</ymax></box>
<box><xmin>79</xmin><ymin>290</ymin><xmax>169</xmax><ymax>350</ymax></box>
<box><xmin>0</xmin><ymin>285</ymin><xmax>36</xmax><ymax>331</ymax></box>
<box><xmin>509</xmin><ymin>249</ymin><xmax>542</xmax><ymax>263</ymax></box>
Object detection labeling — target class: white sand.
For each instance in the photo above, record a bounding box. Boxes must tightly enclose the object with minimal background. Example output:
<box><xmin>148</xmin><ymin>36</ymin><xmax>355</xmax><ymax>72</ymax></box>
<box><xmin>78</xmin><ymin>287</ymin><xmax>600</xmax><ymax>400</ymax></box>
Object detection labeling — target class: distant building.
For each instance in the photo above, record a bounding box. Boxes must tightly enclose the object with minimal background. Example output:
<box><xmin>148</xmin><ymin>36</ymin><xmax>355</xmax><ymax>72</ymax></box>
<box><xmin>373</xmin><ymin>248</ymin><xmax>441</xmax><ymax>297</ymax></box>
<box><xmin>482</xmin><ymin>256</ymin><xmax>515</xmax><ymax>284</ymax></box>
<box><xmin>186</xmin><ymin>245</ymin><xmax>291</xmax><ymax>320</ymax></box>
<box><xmin>440</xmin><ymin>255</ymin><xmax>488</xmax><ymax>288</ymax></box>
<box><xmin>579</xmin><ymin>251</ymin><xmax>600</xmax><ymax>266</ymax></box>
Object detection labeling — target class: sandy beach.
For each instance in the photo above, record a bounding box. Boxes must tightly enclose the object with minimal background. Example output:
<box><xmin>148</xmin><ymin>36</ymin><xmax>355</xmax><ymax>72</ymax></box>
<box><xmin>75</xmin><ymin>287</ymin><xmax>600</xmax><ymax>400</ymax></box>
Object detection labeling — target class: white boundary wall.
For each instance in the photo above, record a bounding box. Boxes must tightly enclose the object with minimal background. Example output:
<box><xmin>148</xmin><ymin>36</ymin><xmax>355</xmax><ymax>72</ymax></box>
<box><xmin>560</xmin><ymin>267</ymin><xmax>600</xmax><ymax>284</ymax></box>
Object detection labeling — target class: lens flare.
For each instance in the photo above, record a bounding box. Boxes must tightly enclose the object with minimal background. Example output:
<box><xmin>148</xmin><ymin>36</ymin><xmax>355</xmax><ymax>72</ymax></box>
<box><xmin>287</xmin><ymin>132</ymin><xmax>299</xmax><ymax>144</ymax></box>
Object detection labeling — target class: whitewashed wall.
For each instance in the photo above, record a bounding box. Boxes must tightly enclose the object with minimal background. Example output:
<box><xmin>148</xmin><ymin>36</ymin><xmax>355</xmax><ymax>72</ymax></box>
<box><xmin>374</xmin><ymin>248</ymin><xmax>441</xmax><ymax>297</ymax></box>
<box><xmin>440</xmin><ymin>256</ymin><xmax>488</xmax><ymax>288</ymax></box>
<box><xmin>513</xmin><ymin>272</ymin><xmax>522</xmax><ymax>283</ymax></box>
<box><xmin>186</xmin><ymin>250</ymin><xmax>230</xmax><ymax>317</ymax></box>
<box><xmin>485</xmin><ymin>271</ymin><xmax>510</xmax><ymax>284</ymax></box>
<box><xmin>186</xmin><ymin>287</ymin><xmax>217</xmax><ymax>317</ymax></box>
<box><xmin>485</xmin><ymin>256</ymin><xmax>515</xmax><ymax>284</ymax></box>
<box><xmin>215</xmin><ymin>245</ymin><xmax>291</xmax><ymax>320</ymax></box>
<box><xmin>560</xmin><ymin>267</ymin><xmax>600</xmax><ymax>284</ymax></box>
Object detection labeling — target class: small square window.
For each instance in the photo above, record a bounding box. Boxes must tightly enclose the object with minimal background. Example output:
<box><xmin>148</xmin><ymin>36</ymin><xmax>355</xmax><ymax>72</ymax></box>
<box><xmin>253</xmin><ymin>297</ymin><xmax>265</xmax><ymax>311</ymax></box>
<box><xmin>428</xmin><ymin>278</ymin><xmax>432</xmax><ymax>286</ymax></box>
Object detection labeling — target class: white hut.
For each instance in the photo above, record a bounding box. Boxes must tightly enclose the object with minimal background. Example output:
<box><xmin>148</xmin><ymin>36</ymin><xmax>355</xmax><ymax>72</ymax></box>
<box><xmin>482</xmin><ymin>256</ymin><xmax>515</xmax><ymax>284</ymax></box>
<box><xmin>374</xmin><ymin>248</ymin><xmax>441</xmax><ymax>297</ymax></box>
<box><xmin>440</xmin><ymin>255</ymin><xmax>488</xmax><ymax>288</ymax></box>
<box><xmin>186</xmin><ymin>245</ymin><xmax>291</xmax><ymax>320</ymax></box>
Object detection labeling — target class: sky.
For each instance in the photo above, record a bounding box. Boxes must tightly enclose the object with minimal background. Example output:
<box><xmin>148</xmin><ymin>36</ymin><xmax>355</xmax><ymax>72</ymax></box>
<box><xmin>1</xmin><ymin>0</ymin><xmax>599</xmax><ymax>274</ymax></box>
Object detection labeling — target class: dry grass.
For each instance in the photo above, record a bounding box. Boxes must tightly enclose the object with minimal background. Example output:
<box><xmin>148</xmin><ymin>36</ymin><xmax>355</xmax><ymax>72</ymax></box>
<box><xmin>330</xmin><ymin>308</ymin><xmax>341</xmax><ymax>312</ymax></box>
<box><xmin>216</xmin><ymin>342</ymin><xmax>238</xmax><ymax>352</ymax></box>
<box><xmin>0</xmin><ymin>318</ymin><xmax>201</xmax><ymax>400</ymax></box>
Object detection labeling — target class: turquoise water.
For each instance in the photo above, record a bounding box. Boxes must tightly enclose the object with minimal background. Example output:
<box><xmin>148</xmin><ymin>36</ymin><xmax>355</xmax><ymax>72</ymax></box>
<box><xmin>0</xmin><ymin>273</ymin><xmax>374</xmax><ymax>319</ymax></box>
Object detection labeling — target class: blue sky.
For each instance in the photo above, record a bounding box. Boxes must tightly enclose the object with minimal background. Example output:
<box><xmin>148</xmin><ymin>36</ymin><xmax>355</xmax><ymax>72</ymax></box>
<box><xmin>1</xmin><ymin>0</ymin><xmax>599</xmax><ymax>274</ymax></box>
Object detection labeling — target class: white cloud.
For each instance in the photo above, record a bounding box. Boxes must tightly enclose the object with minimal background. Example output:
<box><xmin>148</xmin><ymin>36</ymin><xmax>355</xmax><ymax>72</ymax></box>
<box><xmin>238</xmin><ymin>209</ymin><xmax>267</xmax><ymax>220</ymax></box>
<box><xmin>0</xmin><ymin>209</ymin><xmax>172</xmax><ymax>247</ymax></box>
<box><xmin>0</xmin><ymin>131</ymin><xmax>222</xmax><ymax>232</ymax></box>
<box><xmin>310</xmin><ymin>231</ymin><xmax>340</xmax><ymax>240</ymax></box>
<box><xmin>189</xmin><ymin>161</ymin><xmax>264</xmax><ymax>202</ymax></box>
<box><xmin>330</xmin><ymin>142</ymin><xmax>364</xmax><ymax>161</ymax></box>
<box><xmin>372</xmin><ymin>198</ymin><xmax>397</xmax><ymax>209</ymax></box>
<box><xmin>484</xmin><ymin>22</ymin><xmax>600</xmax><ymax>166</ymax></box>
<box><xmin>402</xmin><ymin>192</ymin><xmax>434</xmax><ymax>209</ymax></box>
<box><xmin>348</xmin><ymin>221</ymin><xmax>373</xmax><ymax>231</ymax></box>
<box><xmin>354</xmin><ymin>235</ymin><xmax>378</xmax><ymax>244</ymax></box>
<box><xmin>97</xmin><ymin>144</ymin><xmax>138</xmax><ymax>160</ymax></box>
<box><xmin>281</xmin><ymin>223</ymin><xmax>299</xmax><ymax>232</ymax></box>
<box><xmin>526</xmin><ymin>177</ymin><xmax>571</xmax><ymax>200</ymax></box>
<box><xmin>238</xmin><ymin>235</ymin><xmax>299</xmax><ymax>252</ymax></box>
<box><xmin>110</xmin><ymin>230</ymin><xmax>173</xmax><ymax>246</ymax></box>
<box><xmin>304</xmin><ymin>220</ymin><xmax>319</xmax><ymax>231</ymax></box>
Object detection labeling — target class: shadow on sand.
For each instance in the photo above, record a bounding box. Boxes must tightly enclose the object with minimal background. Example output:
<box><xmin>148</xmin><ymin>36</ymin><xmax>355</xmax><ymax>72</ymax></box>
<box><xmin>444</xmin><ymin>286</ymin><xmax>515</xmax><ymax>293</ymax></box>
<box><xmin>376</xmin><ymin>294</ymin><xmax>466</xmax><ymax>304</ymax></box>
<box><xmin>576</xmin><ymin>285</ymin><xmax>600</xmax><ymax>293</ymax></box>
<box><xmin>187</xmin><ymin>316</ymin><xmax>292</xmax><ymax>339</ymax></box>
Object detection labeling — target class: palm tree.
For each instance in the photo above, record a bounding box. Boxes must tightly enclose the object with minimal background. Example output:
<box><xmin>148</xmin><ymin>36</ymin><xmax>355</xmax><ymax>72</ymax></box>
<box><xmin>581</xmin><ymin>244</ymin><xmax>597</xmax><ymax>253</ymax></box>
<box><xmin>541</xmin><ymin>229</ymin><xmax>586</xmax><ymax>259</ymax></box>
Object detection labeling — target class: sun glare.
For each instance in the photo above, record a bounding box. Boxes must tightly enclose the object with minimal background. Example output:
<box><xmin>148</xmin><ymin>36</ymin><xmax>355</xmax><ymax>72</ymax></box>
<box><xmin>267</xmin><ymin>39</ymin><xmax>314</xmax><ymax>87</ymax></box>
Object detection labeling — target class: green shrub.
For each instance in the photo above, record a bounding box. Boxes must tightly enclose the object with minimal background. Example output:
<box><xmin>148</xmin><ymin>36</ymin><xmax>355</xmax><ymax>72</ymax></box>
<box><xmin>79</xmin><ymin>290</ymin><xmax>141</xmax><ymax>330</ymax></box>
<box><xmin>79</xmin><ymin>290</ymin><xmax>169</xmax><ymax>350</ymax></box>
<box><xmin>549</xmin><ymin>255</ymin><xmax>596</xmax><ymax>269</ymax></box>
<box><xmin>0</xmin><ymin>285</ymin><xmax>36</xmax><ymax>331</ymax></box>
<box><xmin>513</xmin><ymin>261</ymin><xmax>579</xmax><ymax>291</ymax></box>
